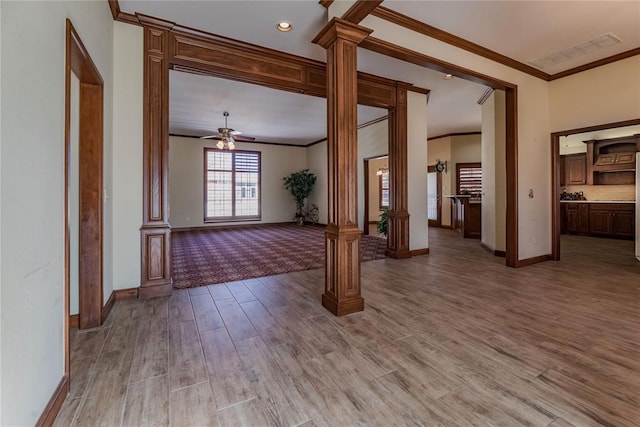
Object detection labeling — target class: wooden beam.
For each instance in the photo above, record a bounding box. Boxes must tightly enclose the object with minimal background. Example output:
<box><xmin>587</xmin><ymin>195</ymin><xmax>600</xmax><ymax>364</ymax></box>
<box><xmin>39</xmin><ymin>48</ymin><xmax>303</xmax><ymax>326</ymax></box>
<box><xmin>342</xmin><ymin>0</ymin><xmax>384</xmax><ymax>24</ymax></box>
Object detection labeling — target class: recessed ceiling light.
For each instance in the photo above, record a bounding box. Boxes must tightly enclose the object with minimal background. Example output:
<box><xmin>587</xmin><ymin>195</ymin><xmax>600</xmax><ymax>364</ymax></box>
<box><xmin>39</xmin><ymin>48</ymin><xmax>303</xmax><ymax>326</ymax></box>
<box><xmin>277</xmin><ymin>21</ymin><xmax>292</xmax><ymax>32</ymax></box>
<box><xmin>444</xmin><ymin>74</ymin><xmax>453</xmax><ymax>80</ymax></box>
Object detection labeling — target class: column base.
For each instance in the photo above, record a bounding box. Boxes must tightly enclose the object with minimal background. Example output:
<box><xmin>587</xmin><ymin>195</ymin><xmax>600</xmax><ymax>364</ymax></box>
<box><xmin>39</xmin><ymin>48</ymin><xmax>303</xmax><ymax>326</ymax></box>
<box><xmin>322</xmin><ymin>293</ymin><xmax>364</xmax><ymax>316</ymax></box>
<box><xmin>384</xmin><ymin>248</ymin><xmax>411</xmax><ymax>259</ymax></box>
<box><xmin>139</xmin><ymin>283</ymin><xmax>173</xmax><ymax>298</ymax></box>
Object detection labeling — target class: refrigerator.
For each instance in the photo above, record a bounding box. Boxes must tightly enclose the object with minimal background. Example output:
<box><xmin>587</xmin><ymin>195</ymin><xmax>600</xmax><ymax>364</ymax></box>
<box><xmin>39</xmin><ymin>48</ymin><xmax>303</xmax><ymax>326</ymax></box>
<box><xmin>637</xmin><ymin>155</ymin><xmax>640</xmax><ymax>261</ymax></box>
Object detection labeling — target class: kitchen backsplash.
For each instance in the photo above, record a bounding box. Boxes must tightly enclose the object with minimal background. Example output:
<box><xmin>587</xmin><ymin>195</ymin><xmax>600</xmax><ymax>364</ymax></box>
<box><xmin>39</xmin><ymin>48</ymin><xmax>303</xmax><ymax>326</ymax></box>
<box><xmin>562</xmin><ymin>184</ymin><xmax>636</xmax><ymax>201</ymax></box>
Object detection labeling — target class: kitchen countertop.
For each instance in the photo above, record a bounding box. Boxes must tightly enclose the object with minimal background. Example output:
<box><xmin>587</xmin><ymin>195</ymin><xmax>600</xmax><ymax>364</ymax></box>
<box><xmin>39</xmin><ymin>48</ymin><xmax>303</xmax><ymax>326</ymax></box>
<box><xmin>560</xmin><ymin>200</ymin><xmax>636</xmax><ymax>204</ymax></box>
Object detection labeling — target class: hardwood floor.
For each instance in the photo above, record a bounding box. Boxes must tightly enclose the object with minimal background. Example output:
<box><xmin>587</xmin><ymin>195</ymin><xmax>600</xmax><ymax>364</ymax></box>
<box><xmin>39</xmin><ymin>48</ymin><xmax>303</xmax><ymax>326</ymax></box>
<box><xmin>56</xmin><ymin>228</ymin><xmax>640</xmax><ymax>426</ymax></box>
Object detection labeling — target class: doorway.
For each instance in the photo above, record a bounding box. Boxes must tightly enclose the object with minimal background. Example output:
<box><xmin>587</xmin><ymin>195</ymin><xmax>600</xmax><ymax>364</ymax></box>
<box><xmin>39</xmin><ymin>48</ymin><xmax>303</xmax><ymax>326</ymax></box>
<box><xmin>551</xmin><ymin>118</ymin><xmax>640</xmax><ymax>261</ymax></box>
<box><xmin>64</xmin><ymin>19</ymin><xmax>105</xmax><ymax>380</ymax></box>
<box><xmin>427</xmin><ymin>165</ymin><xmax>442</xmax><ymax>227</ymax></box>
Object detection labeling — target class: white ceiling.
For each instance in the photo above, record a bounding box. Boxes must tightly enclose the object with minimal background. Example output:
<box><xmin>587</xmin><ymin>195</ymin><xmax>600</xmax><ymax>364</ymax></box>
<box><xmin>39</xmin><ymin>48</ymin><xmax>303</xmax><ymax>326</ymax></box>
<box><xmin>384</xmin><ymin>0</ymin><xmax>640</xmax><ymax>75</ymax></box>
<box><xmin>120</xmin><ymin>0</ymin><xmax>639</xmax><ymax>141</ymax></box>
<box><xmin>170</xmin><ymin>71</ymin><xmax>387</xmax><ymax>145</ymax></box>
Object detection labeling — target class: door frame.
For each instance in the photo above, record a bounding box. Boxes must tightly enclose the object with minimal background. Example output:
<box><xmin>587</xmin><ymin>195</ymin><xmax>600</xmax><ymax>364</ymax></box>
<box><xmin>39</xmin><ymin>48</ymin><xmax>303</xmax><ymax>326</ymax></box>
<box><xmin>550</xmin><ymin>118</ymin><xmax>640</xmax><ymax>260</ymax></box>
<box><xmin>363</xmin><ymin>154</ymin><xmax>390</xmax><ymax>235</ymax></box>
<box><xmin>427</xmin><ymin>165</ymin><xmax>442</xmax><ymax>227</ymax></box>
<box><xmin>64</xmin><ymin>18</ymin><xmax>104</xmax><ymax>386</ymax></box>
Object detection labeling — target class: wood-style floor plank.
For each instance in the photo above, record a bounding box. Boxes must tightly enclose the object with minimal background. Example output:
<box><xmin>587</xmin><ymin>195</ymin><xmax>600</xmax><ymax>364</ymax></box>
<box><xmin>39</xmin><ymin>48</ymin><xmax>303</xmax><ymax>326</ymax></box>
<box><xmin>56</xmin><ymin>229</ymin><xmax>640</xmax><ymax>427</ymax></box>
<box><xmin>121</xmin><ymin>374</ymin><xmax>169</xmax><ymax>426</ymax></box>
<box><xmin>129</xmin><ymin>297</ymin><xmax>169</xmax><ymax>384</ymax></box>
<box><xmin>190</xmin><ymin>292</ymin><xmax>225</xmax><ymax>333</ymax></box>
<box><xmin>168</xmin><ymin>320</ymin><xmax>208</xmax><ymax>392</ymax></box>
<box><xmin>72</xmin><ymin>301</ymin><xmax>141</xmax><ymax>426</ymax></box>
<box><xmin>170</xmin><ymin>382</ymin><xmax>219</xmax><ymax>427</ymax></box>
<box><xmin>200</xmin><ymin>328</ymin><xmax>255</xmax><ymax>410</ymax></box>
<box><xmin>214</xmin><ymin>298</ymin><xmax>258</xmax><ymax>342</ymax></box>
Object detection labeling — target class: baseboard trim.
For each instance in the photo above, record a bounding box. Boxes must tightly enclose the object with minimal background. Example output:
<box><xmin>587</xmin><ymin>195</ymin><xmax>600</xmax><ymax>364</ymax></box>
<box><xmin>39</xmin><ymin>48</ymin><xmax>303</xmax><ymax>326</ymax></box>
<box><xmin>71</xmin><ymin>288</ymin><xmax>140</xmax><ymax>330</ymax></box>
<box><xmin>516</xmin><ymin>254</ymin><xmax>553</xmax><ymax>267</ymax></box>
<box><xmin>480</xmin><ymin>242</ymin><xmax>507</xmax><ymax>258</ymax></box>
<box><xmin>172</xmin><ymin>221</ymin><xmax>294</xmax><ymax>232</ymax></box>
<box><xmin>410</xmin><ymin>248</ymin><xmax>430</xmax><ymax>256</ymax></box>
<box><xmin>114</xmin><ymin>287</ymin><xmax>139</xmax><ymax>300</ymax></box>
<box><xmin>36</xmin><ymin>375</ymin><xmax>69</xmax><ymax>427</ymax></box>
<box><xmin>101</xmin><ymin>291</ymin><xmax>116</xmax><ymax>323</ymax></box>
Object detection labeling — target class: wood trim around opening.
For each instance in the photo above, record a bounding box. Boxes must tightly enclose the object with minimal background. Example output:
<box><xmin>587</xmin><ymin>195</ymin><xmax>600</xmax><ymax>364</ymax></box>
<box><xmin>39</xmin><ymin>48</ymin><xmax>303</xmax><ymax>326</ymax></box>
<box><xmin>203</xmin><ymin>148</ymin><xmax>262</xmax><ymax>223</ymax></box>
<box><xmin>550</xmin><ymin>117</ymin><xmax>640</xmax><ymax>260</ymax></box>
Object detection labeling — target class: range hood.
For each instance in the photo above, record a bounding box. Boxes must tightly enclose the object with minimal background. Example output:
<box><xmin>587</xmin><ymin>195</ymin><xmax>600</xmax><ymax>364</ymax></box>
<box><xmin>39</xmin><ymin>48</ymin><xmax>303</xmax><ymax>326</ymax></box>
<box><xmin>584</xmin><ymin>134</ymin><xmax>640</xmax><ymax>184</ymax></box>
<box><xmin>593</xmin><ymin>151</ymin><xmax>636</xmax><ymax>172</ymax></box>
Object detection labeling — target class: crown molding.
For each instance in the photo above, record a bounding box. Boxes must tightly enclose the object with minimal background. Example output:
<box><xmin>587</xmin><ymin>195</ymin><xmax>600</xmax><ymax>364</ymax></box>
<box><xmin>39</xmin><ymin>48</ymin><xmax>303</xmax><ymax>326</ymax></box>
<box><xmin>549</xmin><ymin>47</ymin><xmax>640</xmax><ymax>81</ymax></box>
<box><xmin>428</xmin><ymin>131</ymin><xmax>481</xmax><ymax>141</ymax></box>
<box><xmin>305</xmin><ymin>115</ymin><xmax>389</xmax><ymax>147</ymax></box>
<box><xmin>370</xmin><ymin>6</ymin><xmax>640</xmax><ymax>82</ymax></box>
<box><xmin>318</xmin><ymin>0</ymin><xmax>334</xmax><ymax>8</ymax></box>
<box><xmin>370</xmin><ymin>6</ymin><xmax>550</xmax><ymax>81</ymax></box>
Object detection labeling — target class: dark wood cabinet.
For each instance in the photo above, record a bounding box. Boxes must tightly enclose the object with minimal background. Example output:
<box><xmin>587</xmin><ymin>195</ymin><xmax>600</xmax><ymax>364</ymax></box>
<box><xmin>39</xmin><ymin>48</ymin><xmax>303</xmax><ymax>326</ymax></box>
<box><xmin>450</xmin><ymin>196</ymin><xmax>481</xmax><ymax>239</ymax></box>
<box><xmin>560</xmin><ymin>154</ymin><xmax>587</xmax><ymax>186</ymax></box>
<box><xmin>589</xmin><ymin>204</ymin><xmax>635</xmax><ymax>239</ymax></box>
<box><xmin>565</xmin><ymin>203</ymin><xmax>589</xmax><ymax>234</ymax></box>
<box><xmin>562</xmin><ymin>202</ymin><xmax>635</xmax><ymax>240</ymax></box>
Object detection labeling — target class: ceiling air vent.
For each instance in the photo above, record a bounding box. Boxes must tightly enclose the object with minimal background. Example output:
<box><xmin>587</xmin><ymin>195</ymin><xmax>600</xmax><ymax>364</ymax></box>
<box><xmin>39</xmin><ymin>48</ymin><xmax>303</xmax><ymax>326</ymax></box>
<box><xmin>529</xmin><ymin>33</ymin><xmax>622</xmax><ymax>69</ymax></box>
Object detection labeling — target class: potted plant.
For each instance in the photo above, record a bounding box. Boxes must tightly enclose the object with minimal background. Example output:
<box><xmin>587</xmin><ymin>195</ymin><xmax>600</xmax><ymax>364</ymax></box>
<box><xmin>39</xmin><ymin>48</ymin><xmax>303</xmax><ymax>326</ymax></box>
<box><xmin>283</xmin><ymin>169</ymin><xmax>317</xmax><ymax>225</ymax></box>
<box><xmin>377</xmin><ymin>209</ymin><xmax>388</xmax><ymax>237</ymax></box>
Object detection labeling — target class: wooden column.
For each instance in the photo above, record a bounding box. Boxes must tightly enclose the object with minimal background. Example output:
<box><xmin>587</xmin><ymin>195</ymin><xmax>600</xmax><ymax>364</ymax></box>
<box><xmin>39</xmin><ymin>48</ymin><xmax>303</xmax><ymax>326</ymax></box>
<box><xmin>140</xmin><ymin>24</ymin><xmax>172</xmax><ymax>298</ymax></box>
<box><xmin>313</xmin><ymin>18</ymin><xmax>372</xmax><ymax>316</ymax></box>
<box><xmin>385</xmin><ymin>83</ymin><xmax>411</xmax><ymax>259</ymax></box>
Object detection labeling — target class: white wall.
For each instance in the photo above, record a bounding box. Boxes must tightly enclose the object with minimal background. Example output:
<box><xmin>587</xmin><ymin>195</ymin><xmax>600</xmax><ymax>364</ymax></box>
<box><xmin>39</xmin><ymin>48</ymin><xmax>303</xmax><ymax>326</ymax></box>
<box><xmin>363</xmin><ymin>14</ymin><xmax>551</xmax><ymax>260</ymax></box>
<box><xmin>306</xmin><ymin>141</ymin><xmax>328</xmax><ymax>225</ymax></box>
<box><xmin>69</xmin><ymin>74</ymin><xmax>80</xmax><ymax>315</ymax></box>
<box><xmin>427</xmin><ymin>136</ymin><xmax>452</xmax><ymax>226</ymax></box>
<box><xmin>0</xmin><ymin>1</ymin><xmax>113</xmax><ymax>424</ymax></box>
<box><xmin>112</xmin><ymin>21</ymin><xmax>143</xmax><ymax>290</ymax></box>
<box><xmin>357</xmin><ymin>119</ymin><xmax>389</xmax><ymax>229</ymax></box>
<box><xmin>549</xmin><ymin>56</ymin><xmax>640</xmax><ymax>132</ymax></box>
<box><xmin>407</xmin><ymin>91</ymin><xmax>429</xmax><ymax>251</ymax></box>
<box><xmin>481</xmin><ymin>90</ymin><xmax>507</xmax><ymax>253</ymax></box>
<box><xmin>169</xmin><ymin>137</ymin><xmax>307</xmax><ymax>228</ymax></box>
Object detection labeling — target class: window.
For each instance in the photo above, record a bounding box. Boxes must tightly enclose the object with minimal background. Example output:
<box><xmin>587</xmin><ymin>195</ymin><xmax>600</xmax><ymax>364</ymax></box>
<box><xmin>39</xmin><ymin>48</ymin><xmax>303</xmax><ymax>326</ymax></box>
<box><xmin>205</xmin><ymin>149</ymin><xmax>261</xmax><ymax>221</ymax></box>
<box><xmin>379</xmin><ymin>172</ymin><xmax>389</xmax><ymax>208</ymax></box>
<box><xmin>456</xmin><ymin>162</ymin><xmax>482</xmax><ymax>196</ymax></box>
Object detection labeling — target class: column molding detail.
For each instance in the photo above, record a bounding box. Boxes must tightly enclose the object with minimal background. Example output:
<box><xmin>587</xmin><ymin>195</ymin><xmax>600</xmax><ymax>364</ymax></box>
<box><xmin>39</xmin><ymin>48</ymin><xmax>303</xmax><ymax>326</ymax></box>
<box><xmin>385</xmin><ymin>83</ymin><xmax>411</xmax><ymax>258</ymax></box>
<box><xmin>140</xmin><ymin>25</ymin><xmax>172</xmax><ymax>297</ymax></box>
<box><xmin>313</xmin><ymin>18</ymin><xmax>372</xmax><ymax>316</ymax></box>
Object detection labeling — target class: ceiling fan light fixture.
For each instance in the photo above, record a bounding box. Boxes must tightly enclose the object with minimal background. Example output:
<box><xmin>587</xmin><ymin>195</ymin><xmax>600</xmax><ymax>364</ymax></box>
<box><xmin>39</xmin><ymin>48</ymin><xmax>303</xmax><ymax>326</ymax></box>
<box><xmin>216</xmin><ymin>140</ymin><xmax>224</xmax><ymax>150</ymax></box>
<box><xmin>277</xmin><ymin>21</ymin><xmax>292</xmax><ymax>32</ymax></box>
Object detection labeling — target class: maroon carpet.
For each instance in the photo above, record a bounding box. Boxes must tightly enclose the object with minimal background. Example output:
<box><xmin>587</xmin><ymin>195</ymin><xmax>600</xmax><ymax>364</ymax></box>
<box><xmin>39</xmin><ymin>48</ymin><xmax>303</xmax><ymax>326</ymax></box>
<box><xmin>171</xmin><ymin>224</ymin><xmax>387</xmax><ymax>289</ymax></box>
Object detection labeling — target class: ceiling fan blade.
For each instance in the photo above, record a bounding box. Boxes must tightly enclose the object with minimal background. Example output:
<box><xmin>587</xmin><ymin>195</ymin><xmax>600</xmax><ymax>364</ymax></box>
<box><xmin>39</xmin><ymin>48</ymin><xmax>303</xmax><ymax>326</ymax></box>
<box><xmin>230</xmin><ymin>130</ymin><xmax>242</xmax><ymax>136</ymax></box>
<box><xmin>233</xmin><ymin>135</ymin><xmax>256</xmax><ymax>141</ymax></box>
<box><xmin>201</xmin><ymin>135</ymin><xmax>222</xmax><ymax>140</ymax></box>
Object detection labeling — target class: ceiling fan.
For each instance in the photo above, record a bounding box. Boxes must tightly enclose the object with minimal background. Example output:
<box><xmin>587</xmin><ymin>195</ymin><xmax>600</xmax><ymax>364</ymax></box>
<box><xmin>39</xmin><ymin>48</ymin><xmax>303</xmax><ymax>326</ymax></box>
<box><xmin>201</xmin><ymin>111</ymin><xmax>255</xmax><ymax>150</ymax></box>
